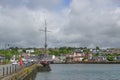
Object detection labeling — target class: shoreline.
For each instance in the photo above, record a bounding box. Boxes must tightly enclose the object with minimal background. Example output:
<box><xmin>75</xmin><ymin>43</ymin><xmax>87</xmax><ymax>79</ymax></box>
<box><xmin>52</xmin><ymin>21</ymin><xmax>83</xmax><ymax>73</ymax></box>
<box><xmin>53</xmin><ymin>61</ymin><xmax>120</xmax><ymax>64</ymax></box>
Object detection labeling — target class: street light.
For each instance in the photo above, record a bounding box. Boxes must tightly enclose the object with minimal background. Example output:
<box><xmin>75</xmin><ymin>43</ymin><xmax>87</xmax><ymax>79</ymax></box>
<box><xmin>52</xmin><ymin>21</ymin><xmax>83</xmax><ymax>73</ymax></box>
<box><xmin>4</xmin><ymin>43</ymin><xmax>9</xmax><ymax>64</ymax></box>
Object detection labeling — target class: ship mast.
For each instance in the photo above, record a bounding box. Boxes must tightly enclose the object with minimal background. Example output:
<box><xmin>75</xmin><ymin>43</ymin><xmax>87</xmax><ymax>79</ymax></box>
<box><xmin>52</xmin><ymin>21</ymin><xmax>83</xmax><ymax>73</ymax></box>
<box><xmin>44</xmin><ymin>20</ymin><xmax>47</xmax><ymax>54</ymax></box>
<box><xmin>39</xmin><ymin>20</ymin><xmax>49</xmax><ymax>55</ymax></box>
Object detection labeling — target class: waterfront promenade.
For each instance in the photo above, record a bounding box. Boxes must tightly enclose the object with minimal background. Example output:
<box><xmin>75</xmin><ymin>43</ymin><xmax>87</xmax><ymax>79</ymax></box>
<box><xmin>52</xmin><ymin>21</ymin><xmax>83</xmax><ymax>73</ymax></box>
<box><xmin>0</xmin><ymin>62</ymin><xmax>51</xmax><ymax>80</ymax></box>
<box><xmin>0</xmin><ymin>62</ymin><xmax>34</xmax><ymax>79</ymax></box>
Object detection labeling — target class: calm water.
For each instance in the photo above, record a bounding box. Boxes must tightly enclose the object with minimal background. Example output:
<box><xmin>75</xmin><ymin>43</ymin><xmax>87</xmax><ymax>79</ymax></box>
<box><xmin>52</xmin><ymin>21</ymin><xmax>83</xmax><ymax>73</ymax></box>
<box><xmin>35</xmin><ymin>64</ymin><xmax>120</xmax><ymax>80</ymax></box>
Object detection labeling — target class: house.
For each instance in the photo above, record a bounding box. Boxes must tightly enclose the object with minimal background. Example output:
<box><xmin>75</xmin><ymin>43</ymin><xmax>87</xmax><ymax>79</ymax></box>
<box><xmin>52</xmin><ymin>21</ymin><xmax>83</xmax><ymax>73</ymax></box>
<box><xmin>46</xmin><ymin>55</ymin><xmax>55</xmax><ymax>62</ymax></box>
<box><xmin>107</xmin><ymin>48</ymin><xmax>120</xmax><ymax>54</ymax></box>
<box><xmin>65</xmin><ymin>53</ymin><xmax>73</xmax><ymax>62</ymax></box>
<box><xmin>102</xmin><ymin>56</ymin><xmax>107</xmax><ymax>61</ymax></box>
<box><xmin>73</xmin><ymin>52</ymin><xmax>84</xmax><ymax>61</ymax></box>
<box><xmin>116</xmin><ymin>56</ymin><xmax>120</xmax><ymax>61</ymax></box>
<box><xmin>66</xmin><ymin>49</ymin><xmax>85</xmax><ymax>62</ymax></box>
<box><xmin>59</xmin><ymin>55</ymin><xmax>66</xmax><ymax>62</ymax></box>
<box><xmin>88</xmin><ymin>53</ymin><xmax>93</xmax><ymax>60</ymax></box>
<box><xmin>52</xmin><ymin>55</ymin><xmax>55</xmax><ymax>60</ymax></box>
<box><xmin>26</xmin><ymin>49</ymin><xmax>34</xmax><ymax>53</ymax></box>
<box><xmin>92</xmin><ymin>56</ymin><xmax>107</xmax><ymax>61</ymax></box>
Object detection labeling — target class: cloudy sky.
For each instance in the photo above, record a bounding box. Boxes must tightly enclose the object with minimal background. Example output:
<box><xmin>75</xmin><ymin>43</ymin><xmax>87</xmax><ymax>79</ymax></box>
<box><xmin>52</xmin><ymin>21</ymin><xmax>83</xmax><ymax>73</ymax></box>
<box><xmin>0</xmin><ymin>0</ymin><xmax>120</xmax><ymax>48</ymax></box>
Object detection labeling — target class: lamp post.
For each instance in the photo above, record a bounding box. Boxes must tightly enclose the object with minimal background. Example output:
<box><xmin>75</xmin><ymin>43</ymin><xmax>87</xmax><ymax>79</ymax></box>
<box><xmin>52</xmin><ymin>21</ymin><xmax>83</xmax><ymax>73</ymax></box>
<box><xmin>4</xmin><ymin>43</ymin><xmax>9</xmax><ymax>64</ymax></box>
<box><xmin>15</xmin><ymin>46</ymin><xmax>18</xmax><ymax>60</ymax></box>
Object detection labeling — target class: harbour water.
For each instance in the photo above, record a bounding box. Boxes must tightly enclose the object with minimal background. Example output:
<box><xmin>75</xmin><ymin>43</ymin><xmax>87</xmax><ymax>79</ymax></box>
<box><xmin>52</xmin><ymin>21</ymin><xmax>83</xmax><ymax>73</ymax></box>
<box><xmin>35</xmin><ymin>64</ymin><xmax>120</xmax><ymax>80</ymax></box>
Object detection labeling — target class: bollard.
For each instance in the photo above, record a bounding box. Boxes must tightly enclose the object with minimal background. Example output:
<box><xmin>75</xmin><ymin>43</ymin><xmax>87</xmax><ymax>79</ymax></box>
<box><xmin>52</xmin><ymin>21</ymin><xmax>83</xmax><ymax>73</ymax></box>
<box><xmin>3</xmin><ymin>67</ymin><xmax>4</xmax><ymax>76</ymax></box>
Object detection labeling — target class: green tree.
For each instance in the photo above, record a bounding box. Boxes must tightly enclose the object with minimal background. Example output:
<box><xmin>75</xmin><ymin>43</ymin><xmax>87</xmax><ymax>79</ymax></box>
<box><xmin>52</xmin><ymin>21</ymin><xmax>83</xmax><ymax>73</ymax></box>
<box><xmin>83</xmin><ymin>47</ymin><xmax>89</xmax><ymax>53</ymax></box>
<box><xmin>96</xmin><ymin>46</ymin><xmax>100</xmax><ymax>50</ymax></box>
<box><xmin>107</xmin><ymin>55</ymin><xmax>114</xmax><ymax>61</ymax></box>
<box><xmin>5</xmin><ymin>53</ymin><xmax>12</xmax><ymax>60</ymax></box>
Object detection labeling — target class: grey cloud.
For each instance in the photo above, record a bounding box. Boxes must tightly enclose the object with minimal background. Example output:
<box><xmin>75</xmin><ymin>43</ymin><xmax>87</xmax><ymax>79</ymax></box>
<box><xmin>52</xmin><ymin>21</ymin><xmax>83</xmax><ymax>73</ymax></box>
<box><xmin>1</xmin><ymin>0</ymin><xmax>120</xmax><ymax>48</ymax></box>
<box><xmin>0</xmin><ymin>3</ymin><xmax>66</xmax><ymax>48</ymax></box>
<box><xmin>0</xmin><ymin>0</ymin><xmax>62</xmax><ymax>10</ymax></box>
<box><xmin>102</xmin><ymin>26</ymin><xmax>120</xmax><ymax>38</ymax></box>
<box><xmin>60</xmin><ymin>0</ymin><xmax>120</xmax><ymax>48</ymax></box>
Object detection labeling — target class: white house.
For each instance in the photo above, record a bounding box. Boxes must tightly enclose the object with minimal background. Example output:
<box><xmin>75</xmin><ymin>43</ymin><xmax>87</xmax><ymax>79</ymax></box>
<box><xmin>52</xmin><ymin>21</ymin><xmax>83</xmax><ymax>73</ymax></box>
<box><xmin>26</xmin><ymin>49</ymin><xmax>34</xmax><ymax>53</ymax></box>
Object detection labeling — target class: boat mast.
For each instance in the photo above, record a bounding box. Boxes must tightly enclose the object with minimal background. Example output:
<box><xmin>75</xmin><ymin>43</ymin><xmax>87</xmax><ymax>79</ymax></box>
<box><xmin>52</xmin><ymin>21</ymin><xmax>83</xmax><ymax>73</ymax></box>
<box><xmin>44</xmin><ymin>20</ymin><xmax>47</xmax><ymax>55</ymax></box>
<box><xmin>39</xmin><ymin>19</ymin><xmax>50</xmax><ymax>56</ymax></box>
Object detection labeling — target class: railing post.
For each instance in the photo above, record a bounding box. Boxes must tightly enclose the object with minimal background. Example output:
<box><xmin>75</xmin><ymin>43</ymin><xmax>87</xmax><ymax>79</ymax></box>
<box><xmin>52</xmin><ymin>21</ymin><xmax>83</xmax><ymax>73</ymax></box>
<box><xmin>10</xmin><ymin>66</ymin><xmax>11</xmax><ymax>74</ymax></box>
<box><xmin>12</xmin><ymin>65</ymin><xmax>14</xmax><ymax>73</ymax></box>
<box><xmin>6</xmin><ymin>66</ymin><xmax>8</xmax><ymax>75</ymax></box>
<box><xmin>3</xmin><ymin>67</ymin><xmax>4</xmax><ymax>76</ymax></box>
<box><xmin>15</xmin><ymin>65</ymin><xmax>16</xmax><ymax>72</ymax></box>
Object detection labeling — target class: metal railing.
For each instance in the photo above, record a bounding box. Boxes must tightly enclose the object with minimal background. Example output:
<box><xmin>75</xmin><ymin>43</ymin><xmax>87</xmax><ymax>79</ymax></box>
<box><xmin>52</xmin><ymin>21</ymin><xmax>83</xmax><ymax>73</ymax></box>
<box><xmin>0</xmin><ymin>62</ymin><xmax>35</xmax><ymax>79</ymax></box>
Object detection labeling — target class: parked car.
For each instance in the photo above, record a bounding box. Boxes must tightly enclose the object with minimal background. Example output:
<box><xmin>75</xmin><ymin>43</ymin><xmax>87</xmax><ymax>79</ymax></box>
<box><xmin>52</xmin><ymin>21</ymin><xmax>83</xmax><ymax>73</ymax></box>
<box><xmin>23</xmin><ymin>61</ymin><xmax>28</xmax><ymax>64</ymax></box>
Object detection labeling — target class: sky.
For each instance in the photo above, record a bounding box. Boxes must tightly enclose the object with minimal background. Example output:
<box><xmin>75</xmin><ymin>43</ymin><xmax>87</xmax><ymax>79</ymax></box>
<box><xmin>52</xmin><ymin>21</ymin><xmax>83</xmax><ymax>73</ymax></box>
<box><xmin>0</xmin><ymin>0</ymin><xmax>120</xmax><ymax>48</ymax></box>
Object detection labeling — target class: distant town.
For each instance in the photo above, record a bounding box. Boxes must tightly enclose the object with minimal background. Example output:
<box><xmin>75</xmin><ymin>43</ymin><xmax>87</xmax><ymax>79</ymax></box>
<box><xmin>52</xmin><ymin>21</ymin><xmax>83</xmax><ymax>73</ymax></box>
<box><xmin>0</xmin><ymin>46</ymin><xmax>120</xmax><ymax>64</ymax></box>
